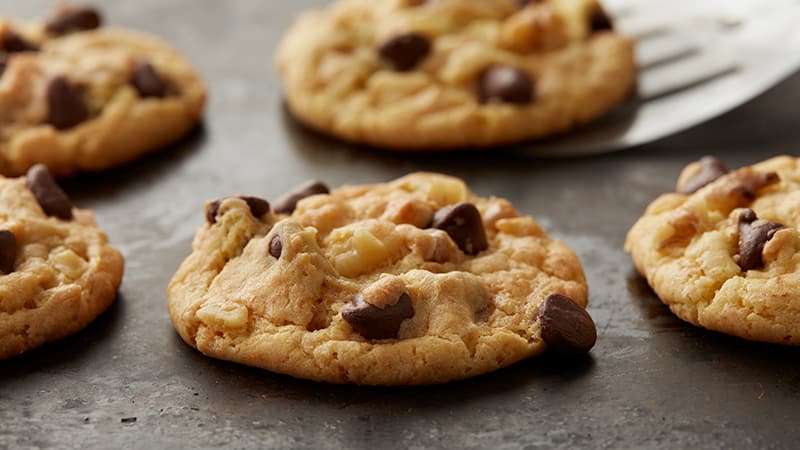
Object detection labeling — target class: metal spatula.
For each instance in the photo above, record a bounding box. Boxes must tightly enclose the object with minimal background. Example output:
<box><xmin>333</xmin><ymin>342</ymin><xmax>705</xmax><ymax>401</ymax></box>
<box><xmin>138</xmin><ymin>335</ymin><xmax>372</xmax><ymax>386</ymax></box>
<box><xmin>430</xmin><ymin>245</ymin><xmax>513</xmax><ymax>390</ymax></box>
<box><xmin>523</xmin><ymin>0</ymin><xmax>800</xmax><ymax>156</ymax></box>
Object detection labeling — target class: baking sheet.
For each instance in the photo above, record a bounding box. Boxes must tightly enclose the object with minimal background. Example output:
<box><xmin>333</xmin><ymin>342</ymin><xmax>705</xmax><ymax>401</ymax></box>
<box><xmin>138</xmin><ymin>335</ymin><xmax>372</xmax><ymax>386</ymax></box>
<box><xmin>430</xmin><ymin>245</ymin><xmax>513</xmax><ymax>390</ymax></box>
<box><xmin>1</xmin><ymin>1</ymin><xmax>799</xmax><ymax>448</ymax></box>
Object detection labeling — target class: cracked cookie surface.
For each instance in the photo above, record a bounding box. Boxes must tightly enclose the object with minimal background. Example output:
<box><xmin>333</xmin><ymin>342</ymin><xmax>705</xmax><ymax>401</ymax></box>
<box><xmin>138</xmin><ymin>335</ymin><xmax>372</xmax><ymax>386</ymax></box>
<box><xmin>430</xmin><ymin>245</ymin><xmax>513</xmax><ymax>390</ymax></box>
<box><xmin>276</xmin><ymin>0</ymin><xmax>635</xmax><ymax>150</ymax></box>
<box><xmin>168</xmin><ymin>173</ymin><xmax>592</xmax><ymax>385</ymax></box>
<box><xmin>0</xmin><ymin>165</ymin><xmax>124</xmax><ymax>359</ymax></box>
<box><xmin>626</xmin><ymin>156</ymin><xmax>800</xmax><ymax>345</ymax></box>
<box><xmin>0</xmin><ymin>5</ymin><xmax>205</xmax><ymax>177</ymax></box>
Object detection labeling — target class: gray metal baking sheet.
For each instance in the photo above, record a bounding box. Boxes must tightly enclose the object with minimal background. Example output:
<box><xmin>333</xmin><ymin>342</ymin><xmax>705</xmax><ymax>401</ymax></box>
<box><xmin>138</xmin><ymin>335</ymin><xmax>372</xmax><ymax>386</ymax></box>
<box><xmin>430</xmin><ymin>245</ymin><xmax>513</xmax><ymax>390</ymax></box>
<box><xmin>1</xmin><ymin>1</ymin><xmax>799</xmax><ymax>449</ymax></box>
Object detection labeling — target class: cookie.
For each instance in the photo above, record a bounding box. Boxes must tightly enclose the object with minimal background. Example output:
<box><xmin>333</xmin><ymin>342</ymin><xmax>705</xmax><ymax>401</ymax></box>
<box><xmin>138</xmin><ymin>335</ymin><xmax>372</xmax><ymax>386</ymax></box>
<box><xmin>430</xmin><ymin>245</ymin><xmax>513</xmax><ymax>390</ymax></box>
<box><xmin>0</xmin><ymin>4</ymin><xmax>206</xmax><ymax>177</ymax></box>
<box><xmin>626</xmin><ymin>155</ymin><xmax>800</xmax><ymax>345</ymax></box>
<box><xmin>0</xmin><ymin>164</ymin><xmax>124</xmax><ymax>359</ymax></box>
<box><xmin>168</xmin><ymin>173</ymin><xmax>594</xmax><ymax>385</ymax></box>
<box><xmin>276</xmin><ymin>0</ymin><xmax>635</xmax><ymax>150</ymax></box>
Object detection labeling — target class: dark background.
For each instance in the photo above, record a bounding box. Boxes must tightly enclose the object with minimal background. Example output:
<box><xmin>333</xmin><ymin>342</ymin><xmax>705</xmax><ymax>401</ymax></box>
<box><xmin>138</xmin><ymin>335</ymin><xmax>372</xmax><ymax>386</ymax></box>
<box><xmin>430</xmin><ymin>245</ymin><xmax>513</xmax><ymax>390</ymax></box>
<box><xmin>1</xmin><ymin>1</ymin><xmax>799</xmax><ymax>449</ymax></box>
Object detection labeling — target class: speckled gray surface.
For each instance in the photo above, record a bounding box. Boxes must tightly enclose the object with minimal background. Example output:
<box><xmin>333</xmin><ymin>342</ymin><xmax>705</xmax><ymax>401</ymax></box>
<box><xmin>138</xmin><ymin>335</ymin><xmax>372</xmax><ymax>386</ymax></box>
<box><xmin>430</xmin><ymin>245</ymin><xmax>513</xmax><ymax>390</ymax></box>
<box><xmin>1</xmin><ymin>1</ymin><xmax>800</xmax><ymax>449</ymax></box>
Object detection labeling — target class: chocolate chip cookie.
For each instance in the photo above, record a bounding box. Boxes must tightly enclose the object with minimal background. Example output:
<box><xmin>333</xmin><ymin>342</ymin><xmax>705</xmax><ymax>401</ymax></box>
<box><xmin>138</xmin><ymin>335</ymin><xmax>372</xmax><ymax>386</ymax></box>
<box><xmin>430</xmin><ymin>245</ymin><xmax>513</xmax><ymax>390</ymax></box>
<box><xmin>0</xmin><ymin>164</ymin><xmax>124</xmax><ymax>359</ymax></box>
<box><xmin>0</xmin><ymin>4</ymin><xmax>206</xmax><ymax>177</ymax></box>
<box><xmin>168</xmin><ymin>173</ymin><xmax>594</xmax><ymax>385</ymax></box>
<box><xmin>626</xmin><ymin>156</ymin><xmax>800</xmax><ymax>345</ymax></box>
<box><xmin>276</xmin><ymin>0</ymin><xmax>635</xmax><ymax>150</ymax></box>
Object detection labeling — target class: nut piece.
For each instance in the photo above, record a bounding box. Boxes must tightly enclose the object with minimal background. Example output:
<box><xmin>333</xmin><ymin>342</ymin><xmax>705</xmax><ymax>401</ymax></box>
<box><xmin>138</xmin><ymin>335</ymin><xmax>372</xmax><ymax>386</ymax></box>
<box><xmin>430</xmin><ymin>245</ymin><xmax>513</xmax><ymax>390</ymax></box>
<box><xmin>658</xmin><ymin>210</ymin><xmax>700</xmax><ymax>250</ymax></box>
<box><xmin>500</xmin><ymin>5</ymin><xmax>568</xmax><ymax>53</ymax></box>
<box><xmin>382</xmin><ymin>198</ymin><xmax>433</xmax><ymax>229</ymax></box>
<box><xmin>418</xmin><ymin>177</ymin><xmax>467</xmax><ymax>206</ymax></box>
<box><xmin>495</xmin><ymin>216</ymin><xmax>546</xmax><ymax>237</ymax></box>
<box><xmin>705</xmin><ymin>169</ymin><xmax>780</xmax><ymax>211</ymax></box>
<box><xmin>482</xmin><ymin>199</ymin><xmax>519</xmax><ymax>230</ymax></box>
<box><xmin>342</xmin><ymin>276</ymin><xmax>414</xmax><ymax>340</ymax></box>
<box><xmin>726</xmin><ymin>170</ymin><xmax>780</xmax><ymax>201</ymax></box>
<box><xmin>421</xmin><ymin>230</ymin><xmax>461</xmax><ymax>263</ymax></box>
<box><xmin>197</xmin><ymin>302</ymin><xmax>250</xmax><ymax>329</ymax></box>
<box><xmin>333</xmin><ymin>229</ymin><xmax>391</xmax><ymax>277</ymax></box>
<box><xmin>51</xmin><ymin>248</ymin><xmax>87</xmax><ymax>281</ymax></box>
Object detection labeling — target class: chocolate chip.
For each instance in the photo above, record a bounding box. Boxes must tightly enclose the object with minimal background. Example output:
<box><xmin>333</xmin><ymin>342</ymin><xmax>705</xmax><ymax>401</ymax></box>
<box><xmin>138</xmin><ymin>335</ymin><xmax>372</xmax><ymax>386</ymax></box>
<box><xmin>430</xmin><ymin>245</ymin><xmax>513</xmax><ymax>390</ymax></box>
<box><xmin>0</xmin><ymin>57</ymin><xmax>6</xmax><ymax>79</ymax></box>
<box><xmin>736</xmin><ymin>209</ymin><xmax>784</xmax><ymax>271</ymax></box>
<box><xmin>0</xmin><ymin>230</ymin><xmax>17</xmax><ymax>275</ymax></box>
<box><xmin>2</xmin><ymin>30</ymin><xmax>38</xmax><ymax>53</ymax></box>
<box><xmin>431</xmin><ymin>202</ymin><xmax>488</xmax><ymax>255</ymax></box>
<box><xmin>45</xmin><ymin>6</ymin><xmax>102</xmax><ymax>35</ymax></box>
<box><xmin>273</xmin><ymin>181</ymin><xmax>330</xmax><ymax>214</ymax></box>
<box><xmin>378</xmin><ymin>32</ymin><xmax>431</xmax><ymax>72</ymax></box>
<box><xmin>205</xmin><ymin>196</ymin><xmax>271</xmax><ymax>225</ymax></box>
<box><xmin>516</xmin><ymin>0</ymin><xmax>543</xmax><ymax>6</ymax></box>
<box><xmin>537</xmin><ymin>294</ymin><xmax>597</xmax><ymax>354</ymax></box>
<box><xmin>205</xmin><ymin>200</ymin><xmax>222</xmax><ymax>225</ymax></box>
<box><xmin>132</xmin><ymin>61</ymin><xmax>168</xmax><ymax>98</ymax></box>
<box><xmin>243</xmin><ymin>197</ymin><xmax>270</xmax><ymax>219</ymax></box>
<box><xmin>678</xmin><ymin>156</ymin><xmax>730</xmax><ymax>194</ymax></box>
<box><xmin>26</xmin><ymin>164</ymin><xmax>73</xmax><ymax>220</ymax></box>
<box><xmin>46</xmin><ymin>75</ymin><xmax>88</xmax><ymax>130</ymax></box>
<box><xmin>589</xmin><ymin>3</ymin><xmax>614</xmax><ymax>32</ymax></box>
<box><xmin>479</xmin><ymin>66</ymin><xmax>534</xmax><ymax>104</ymax></box>
<box><xmin>342</xmin><ymin>292</ymin><xmax>414</xmax><ymax>340</ymax></box>
<box><xmin>269</xmin><ymin>235</ymin><xmax>282</xmax><ymax>259</ymax></box>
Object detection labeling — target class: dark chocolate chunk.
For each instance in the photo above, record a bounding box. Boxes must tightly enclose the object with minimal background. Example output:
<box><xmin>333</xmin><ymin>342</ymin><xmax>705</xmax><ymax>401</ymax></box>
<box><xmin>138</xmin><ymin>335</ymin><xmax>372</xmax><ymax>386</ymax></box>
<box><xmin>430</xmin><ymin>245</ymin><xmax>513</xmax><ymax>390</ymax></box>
<box><xmin>0</xmin><ymin>57</ymin><xmax>6</xmax><ymax>79</ymax></box>
<box><xmin>589</xmin><ymin>3</ymin><xmax>614</xmax><ymax>32</ymax></box>
<box><xmin>0</xmin><ymin>230</ymin><xmax>17</xmax><ymax>275</ymax></box>
<box><xmin>46</xmin><ymin>75</ymin><xmax>88</xmax><ymax>130</ymax></box>
<box><xmin>342</xmin><ymin>292</ymin><xmax>414</xmax><ymax>340</ymax></box>
<box><xmin>679</xmin><ymin>156</ymin><xmax>730</xmax><ymax>195</ymax></box>
<box><xmin>273</xmin><ymin>181</ymin><xmax>330</xmax><ymax>214</ymax></box>
<box><xmin>479</xmin><ymin>66</ymin><xmax>534</xmax><ymax>104</ymax></box>
<box><xmin>269</xmin><ymin>235</ymin><xmax>282</xmax><ymax>259</ymax></box>
<box><xmin>205</xmin><ymin>196</ymin><xmax>271</xmax><ymax>225</ymax></box>
<box><xmin>45</xmin><ymin>6</ymin><xmax>102</xmax><ymax>35</ymax></box>
<box><xmin>736</xmin><ymin>209</ymin><xmax>784</xmax><ymax>271</ymax></box>
<box><xmin>242</xmin><ymin>196</ymin><xmax>270</xmax><ymax>219</ymax></box>
<box><xmin>2</xmin><ymin>30</ymin><xmax>38</xmax><ymax>53</ymax></box>
<box><xmin>132</xmin><ymin>61</ymin><xmax>168</xmax><ymax>98</ymax></box>
<box><xmin>516</xmin><ymin>0</ymin><xmax>544</xmax><ymax>6</ymax></box>
<box><xmin>431</xmin><ymin>202</ymin><xmax>488</xmax><ymax>255</ymax></box>
<box><xmin>205</xmin><ymin>199</ymin><xmax>222</xmax><ymax>225</ymax></box>
<box><xmin>378</xmin><ymin>32</ymin><xmax>431</xmax><ymax>72</ymax></box>
<box><xmin>537</xmin><ymin>294</ymin><xmax>597</xmax><ymax>354</ymax></box>
<box><xmin>26</xmin><ymin>164</ymin><xmax>73</xmax><ymax>220</ymax></box>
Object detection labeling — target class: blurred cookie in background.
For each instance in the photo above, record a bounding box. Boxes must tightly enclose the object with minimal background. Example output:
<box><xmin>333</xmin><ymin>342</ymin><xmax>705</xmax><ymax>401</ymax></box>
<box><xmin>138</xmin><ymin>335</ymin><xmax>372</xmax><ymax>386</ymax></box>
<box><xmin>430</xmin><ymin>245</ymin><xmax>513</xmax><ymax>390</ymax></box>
<box><xmin>0</xmin><ymin>4</ymin><xmax>206</xmax><ymax>177</ymax></box>
<box><xmin>276</xmin><ymin>0</ymin><xmax>635</xmax><ymax>150</ymax></box>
